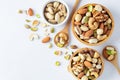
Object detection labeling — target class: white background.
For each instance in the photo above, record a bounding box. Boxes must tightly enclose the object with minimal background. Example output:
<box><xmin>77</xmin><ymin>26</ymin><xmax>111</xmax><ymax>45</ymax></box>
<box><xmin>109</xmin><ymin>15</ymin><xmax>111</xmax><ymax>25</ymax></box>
<box><xmin>0</xmin><ymin>0</ymin><xmax>120</xmax><ymax>80</ymax></box>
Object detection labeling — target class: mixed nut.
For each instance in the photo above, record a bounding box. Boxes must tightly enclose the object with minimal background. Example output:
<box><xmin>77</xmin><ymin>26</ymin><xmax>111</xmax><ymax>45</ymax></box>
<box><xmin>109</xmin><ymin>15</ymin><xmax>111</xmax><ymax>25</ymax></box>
<box><xmin>102</xmin><ymin>46</ymin><xmax>117</xmax><ymax>61</ymax></box>
<box><xmin>44</xmin><ymin>1</ymin><xmax>67</xmax><ymax>24</ymax></box>
<box><xmin>54</xmin><ymin>32</ymin><xmax>68</xmax><ymax>48</ymax></box>
<box><xmin>69</xmin><ymin>48</ymin><xmax>103</xmax><ymax>80</ymax></box>
<box><xmin>73</xmin><ymin>4</ymin><xmax>113</xmax><ymax>45</ymax></box>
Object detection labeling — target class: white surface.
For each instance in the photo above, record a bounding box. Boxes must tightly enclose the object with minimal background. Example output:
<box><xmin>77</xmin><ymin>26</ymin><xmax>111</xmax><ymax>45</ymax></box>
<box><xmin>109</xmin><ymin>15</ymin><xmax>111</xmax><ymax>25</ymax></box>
<box><xmin>0</xmin><ymin>0</ymin><xmax>120</xmax><ymax>80</ymax></box>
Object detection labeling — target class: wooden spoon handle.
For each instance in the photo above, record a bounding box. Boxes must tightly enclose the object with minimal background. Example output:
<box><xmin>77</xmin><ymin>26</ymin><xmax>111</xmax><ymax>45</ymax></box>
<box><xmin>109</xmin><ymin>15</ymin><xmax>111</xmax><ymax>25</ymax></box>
<box><xmin>112</xmin><ymin>62</ymin><xmax>120</xmax><ymax>74</ymax></box>
<box><xmin>63</xmin><ymin>0</ymin><xmax>80</xmax><ymax>32</ymax></box>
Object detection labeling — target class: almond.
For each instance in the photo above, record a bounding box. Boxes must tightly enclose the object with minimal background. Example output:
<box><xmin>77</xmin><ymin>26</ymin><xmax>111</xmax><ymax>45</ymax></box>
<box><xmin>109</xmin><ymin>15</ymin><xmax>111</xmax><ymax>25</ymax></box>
<box><xmin>74</xmin><ymin>21</ymin><xmax>81</xmax><ymax>25</ymax></box>
<box><xmin>28</xmin><ymin>8</ymin><xmax>34</xmax><ymax>16</ymax></box>
<box><xmin>100</xmin><ymin>23</ymin><xmax>104</xmax><ymax>29</ymax></box>
<box><xmin>106</xmin><ymin>30</ymin><xmax>111</xmax><ymax>36</ymax></box>
<box><xmin>85</xmin><ymin>30</ymin><xmax>93</xmax><ymax>37</ymax></box>
<box><xmin>104</xmin><ymin>26</ymin><xmax>108</xmax><ymax>34</ymax></box>
<box><xmin>42</xmin><ymin>36</ymin><xmax>51</xmax><ymax>43</ymax></box>
<box><xmin>70</xmin><ymin>45</ymin><xmax>78</xmax><ymax>49</ymax></box>
<box><xmin>78</xmin><ymin>8</ymin><xmax>88</xmax><ymax>14</ymax></box>
<box><xmin>78</xmin><ymin>72</ymin><xmax>84</xmax><ymax>78</ymax></box>
<box><xmin>102</xmin><ymin>48</ymin><xmax>109</xmax><ymax>59</ymax></box>
<box><xmin>84</xmin><ymin>61</ymin><xmax>92</xmax><ymax>68</ymax></box>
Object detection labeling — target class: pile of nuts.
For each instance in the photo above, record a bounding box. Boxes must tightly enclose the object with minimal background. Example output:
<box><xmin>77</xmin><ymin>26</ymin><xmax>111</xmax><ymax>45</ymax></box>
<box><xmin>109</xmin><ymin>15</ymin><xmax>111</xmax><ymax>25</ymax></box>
<box><xmin>44</xmin><ymin>1</ymin><xmax>67</xmax><ymax>24</ymax></box>
<box><xmin>55</xmin><ymin>32</ymin><xmax>68</xmax><ymax>48</ymax></box>
<box><xmin>70</xmin><ymin>48</ymin><xmax>103</xmax><ymax>80</ymax></box>
<box><xmin>73</xmin><ymin>4</ymin><xmax>113</xmax><ymax>44</ymax></box>
<box><xmin>103</xmin><ymin>46</ymin><xmax>117</xmax><ymax>61</ymax></box>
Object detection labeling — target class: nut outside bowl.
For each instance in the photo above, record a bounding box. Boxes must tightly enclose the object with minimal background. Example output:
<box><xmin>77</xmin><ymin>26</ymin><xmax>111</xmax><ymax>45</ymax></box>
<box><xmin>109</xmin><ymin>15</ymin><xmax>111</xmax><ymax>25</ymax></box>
<box><xmin>42</xmin><ymin>0</ymin><xmax>70</xmax><ymax>26</ymax></box>
<box><xmin>68</xmin><ymin>48</ymin><xmax>104</xmax><ymax>80</ymax></box>
<box><xmin>72</xmin><ymin>3</ymin><xmax>114</xmax><ymax>46</ymax></box>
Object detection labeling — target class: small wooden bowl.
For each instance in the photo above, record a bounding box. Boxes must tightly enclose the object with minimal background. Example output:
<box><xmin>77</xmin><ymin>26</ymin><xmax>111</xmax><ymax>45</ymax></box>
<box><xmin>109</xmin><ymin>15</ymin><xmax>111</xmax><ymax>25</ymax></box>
<box><xmin>72</xmin><ymin>3</ymin><xmax>114</xmax><ymax>46</ymax></box>
<box><xmin>68</xmin><ymin>48</ymin><xmax>104</xmax><ymax>80</ymax></box>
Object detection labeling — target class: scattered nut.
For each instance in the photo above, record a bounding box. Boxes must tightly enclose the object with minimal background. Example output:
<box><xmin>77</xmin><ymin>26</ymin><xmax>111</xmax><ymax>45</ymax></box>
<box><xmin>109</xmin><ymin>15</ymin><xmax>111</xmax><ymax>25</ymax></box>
<box><xmin>54</xmin><ymin>50</ymin><xmax>62</xmax><ymax>56</ymax></box>
<box><xmin>32</xmin><ymin>20</ymin><xmax>40</xmax><ymax>27</ymax></box>
<box><xmin>29</xmin><ymin>33</ymin><xmax>39</xmax><ymax>41</ymax></box>
<box><xmin>28</xmin><ymin>8</ymin><xmax>34</xmax><ymax>16</ymax></box>
<box><xmin>42</xmin><ymin>36</ymin><xmax>51</xmax><ymax>43</ymax></box>
<box><xmin>70</xmin><ymin>45</ymin><xmax>78</xmax><ymax>49</ymax></box>
<box><xmin>55</xmin><ymin>61</ymin><xmax>61</xmax><ymax>66</ymax></box>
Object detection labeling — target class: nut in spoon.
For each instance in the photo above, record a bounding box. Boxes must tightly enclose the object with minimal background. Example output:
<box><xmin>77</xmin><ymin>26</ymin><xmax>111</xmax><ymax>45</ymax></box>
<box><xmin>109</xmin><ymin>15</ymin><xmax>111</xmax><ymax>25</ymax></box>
<box><xmin>54</xmin><ymin>0</ymin><xmax>80</xmax><ymax>48</ymax></box>
<box><xmin>102</xmin><ymin>45</ymin><xmax>120</xmax><ymax>74</ymax></box>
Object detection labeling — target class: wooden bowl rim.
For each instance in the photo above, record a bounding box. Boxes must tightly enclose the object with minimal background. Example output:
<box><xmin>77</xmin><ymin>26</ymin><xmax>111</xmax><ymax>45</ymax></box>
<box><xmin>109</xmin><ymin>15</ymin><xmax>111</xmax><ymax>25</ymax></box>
<box><xmin>72</xmin><ymin>3</ymin><xmax>114</xmax><ymax>46</ymax></box>
<box><xmin>69</xmin><ymin>48</ymin><xmax>104</xmax><ymax>80</ymax></box>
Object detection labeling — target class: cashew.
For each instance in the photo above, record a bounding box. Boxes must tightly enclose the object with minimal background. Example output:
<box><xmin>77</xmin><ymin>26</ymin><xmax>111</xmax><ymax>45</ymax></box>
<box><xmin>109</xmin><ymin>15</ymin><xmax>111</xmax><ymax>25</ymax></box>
<box><xmin>75</xmin><ymin>14</ymin><xmax>82</xmax><ymax>22</ymax></box>
<box><xmin>59</xmin><ymin>33</ymin><xmax>68</xmax><ymax>40</ymax></box>
<box><xmin>88</xmin><ymin>17</ymin><xmax>99</xmax><ymax>30</ymax></box>
<box><xmin>91</xmin><ymin>72</ymin><xmax>99</xmax><ymax>78</ymax></box>
<box><xmin>47</xmin><ymin>7</ymin><xmax>54</xmax><ymax>14</ymax></box>
<box><xmin>108</xmin><ymin>55</ymin><xmax>114</xmax><ymax>61</ymax></box>
<box><xmin>96</xmin><ymin>29</ymin><xmax>103</xmax><ymax>35</ymax></box>
<box><xmin>92</xmin><ymin>63</ymin><xmax>96</xmax><ymax>67</ymax></box>
<box><xmin>97</xmin><ymin>35</ymin><xmax>107</xmax><ymax>41</ymax></box>
<box><xmin>73</xmin><ymin>56</ymin><xmax>81</xmax><ymax>62</ymax></box>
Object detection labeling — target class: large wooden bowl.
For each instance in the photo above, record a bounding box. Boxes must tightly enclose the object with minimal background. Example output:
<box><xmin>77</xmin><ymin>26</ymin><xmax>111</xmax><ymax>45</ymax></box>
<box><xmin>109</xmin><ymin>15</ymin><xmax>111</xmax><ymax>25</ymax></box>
<box><xmin>72</xmin><ymin>3</ymin><xmax>114</xmax><ymax>46</ymax></box>
<box><xmin>68</xmin><ymin>48</ymin><xmax>104</xmax><ymax>80</ymax></box>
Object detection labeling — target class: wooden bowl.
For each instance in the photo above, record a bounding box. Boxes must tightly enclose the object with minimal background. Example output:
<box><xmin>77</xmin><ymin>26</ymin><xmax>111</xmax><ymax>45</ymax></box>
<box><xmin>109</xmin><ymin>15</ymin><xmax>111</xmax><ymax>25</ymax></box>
<box><xmin>68</xmin><ymin>48</ymin><xmax>104</xmax><ymax>80</ymax></box>
<box><xmin>72</xmin><ymin>3</ymin><xmax>114</xmax><ymax>46</ymax></box>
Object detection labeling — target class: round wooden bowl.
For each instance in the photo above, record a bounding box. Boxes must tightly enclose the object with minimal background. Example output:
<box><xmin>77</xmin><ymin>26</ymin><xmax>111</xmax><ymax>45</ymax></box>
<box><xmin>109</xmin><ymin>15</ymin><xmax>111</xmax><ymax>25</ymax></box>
<box><xmin>72</xmin><ymin>3</ymin><xmax>114</xmax><ymax>46</ymax></box>
<box><xmin>68</xmin><ymin>48</ymin><xmax>104</xmax><ymax>80</ymax></box>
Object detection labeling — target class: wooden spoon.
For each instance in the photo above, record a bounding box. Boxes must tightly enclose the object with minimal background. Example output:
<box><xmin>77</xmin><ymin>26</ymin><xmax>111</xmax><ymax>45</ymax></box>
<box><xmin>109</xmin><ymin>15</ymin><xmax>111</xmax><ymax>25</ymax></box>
<box><xmin>54</xmin><ymin>0</ymin><xmax>80</xmax><ymax>48</ymax></box>
<box><xmin>102</xmin><ymin>45</ymin><xmax>120</xmax><ymax>74</ymax></box>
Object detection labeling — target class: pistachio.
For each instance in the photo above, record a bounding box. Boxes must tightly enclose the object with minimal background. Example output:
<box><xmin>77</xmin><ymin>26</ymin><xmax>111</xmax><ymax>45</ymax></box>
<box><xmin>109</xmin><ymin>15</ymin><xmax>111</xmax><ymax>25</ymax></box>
<box><xmin>54</xmin><ymin>50</ymin><xmax>62</xmax><ymax>56</ymax></box>
<box><xmin>45</xmin><ymin>12</ymin><xmax>54</xmax><ymax>20</ymax></box>
<box><xmin>29</xmin><ymin>33</ymin><xmax>39</xmax><ymax>41</ymax></box>
<box><xmin>55</xmin><ymin>13</ymin><xmax>61</xmax><ymax>23</ymax></box>
<box><xmin>32</xmin><ymin>20</ymin><xmax>40</xmax><ymax>27</ymax></box>
<box><xmin>24</xmin><ymin>24</ymin><xmax>31</xmax><ymax>29</ymax></box>
<box><xmin>30</xmin><ymin>27</ymin><xmax>38</xmax><ymax>31</ymax></box>
<box><xmin>73</xmin><ymin>56</ymin><xmax>81</xmax><ymax>62</ymax></box>
<box><xmin>47</xmin><ymin>7</ymin><xmax>54</xmax><ymax>14</ymax></box>
<box><xmin>53</xmin><ymin>1</ymin><xmax>59</xmax><ymax>8</ymax></box>
<box><xmin>55</xmin><ymin>61</ymin><xmax>61</xmax><ymax>66</ymax></box>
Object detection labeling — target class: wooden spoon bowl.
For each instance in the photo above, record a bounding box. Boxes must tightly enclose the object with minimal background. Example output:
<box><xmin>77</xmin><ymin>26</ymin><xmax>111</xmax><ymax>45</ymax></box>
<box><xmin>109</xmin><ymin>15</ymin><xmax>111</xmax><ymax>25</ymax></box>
<box><xmin>102</xmin><ymin>45</ymin><xmax>120</xmax><ymax>74</ymax></box>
